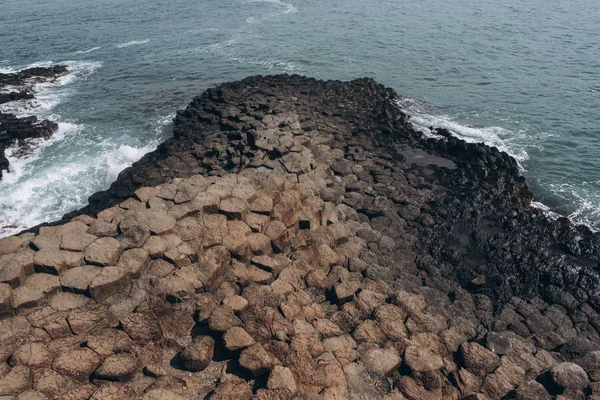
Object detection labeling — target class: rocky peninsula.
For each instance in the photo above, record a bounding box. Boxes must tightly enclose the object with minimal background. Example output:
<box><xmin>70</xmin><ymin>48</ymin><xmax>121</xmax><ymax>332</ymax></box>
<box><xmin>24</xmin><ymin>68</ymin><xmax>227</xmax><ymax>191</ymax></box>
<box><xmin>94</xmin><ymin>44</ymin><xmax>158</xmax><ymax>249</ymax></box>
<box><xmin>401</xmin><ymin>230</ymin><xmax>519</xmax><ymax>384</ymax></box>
<box><xmin>0</xmin><ymin>75</ymin><xmax>599</xmax><ymax>399</ymax></box>
<box><xmin>0</xmin><ymin>65</ymin><xmax>68</xmax><ymax>180</ymax></box>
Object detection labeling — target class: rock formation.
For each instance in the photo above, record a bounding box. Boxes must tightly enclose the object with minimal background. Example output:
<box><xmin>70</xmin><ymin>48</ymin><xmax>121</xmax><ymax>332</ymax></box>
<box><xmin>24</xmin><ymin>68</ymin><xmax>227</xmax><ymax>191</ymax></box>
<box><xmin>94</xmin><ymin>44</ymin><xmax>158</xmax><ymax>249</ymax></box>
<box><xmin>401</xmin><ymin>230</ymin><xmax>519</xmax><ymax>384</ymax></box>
<box><xmin>1</xmin><ymin>75</ymin><xmax>599</xmax><ymax>399</ymax></box>
<box><xmin>0</xmin><ymin>65</ymin><xmax>68</xmax><ymax>180</ymax></box>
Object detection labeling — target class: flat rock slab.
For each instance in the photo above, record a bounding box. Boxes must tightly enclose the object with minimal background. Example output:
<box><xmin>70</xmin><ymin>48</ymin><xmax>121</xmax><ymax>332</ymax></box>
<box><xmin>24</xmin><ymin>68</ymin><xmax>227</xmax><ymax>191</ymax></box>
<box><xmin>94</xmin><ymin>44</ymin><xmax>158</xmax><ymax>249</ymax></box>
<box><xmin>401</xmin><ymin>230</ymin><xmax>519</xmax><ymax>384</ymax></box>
<box><xmin>84</xmin><ymin>238</ymin><xmax>122</xmax><ymax>267</ymax></box>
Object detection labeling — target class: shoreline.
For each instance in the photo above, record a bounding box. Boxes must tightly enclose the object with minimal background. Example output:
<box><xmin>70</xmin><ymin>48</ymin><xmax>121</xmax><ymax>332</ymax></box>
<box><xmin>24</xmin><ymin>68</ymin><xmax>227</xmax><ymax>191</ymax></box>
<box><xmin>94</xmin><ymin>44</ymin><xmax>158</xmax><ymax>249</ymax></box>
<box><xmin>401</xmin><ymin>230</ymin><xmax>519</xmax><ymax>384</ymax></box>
<box><xmin>0</xmin><ymin>75</ymin><xmax>598</xmax><ymax>398</ymax></box>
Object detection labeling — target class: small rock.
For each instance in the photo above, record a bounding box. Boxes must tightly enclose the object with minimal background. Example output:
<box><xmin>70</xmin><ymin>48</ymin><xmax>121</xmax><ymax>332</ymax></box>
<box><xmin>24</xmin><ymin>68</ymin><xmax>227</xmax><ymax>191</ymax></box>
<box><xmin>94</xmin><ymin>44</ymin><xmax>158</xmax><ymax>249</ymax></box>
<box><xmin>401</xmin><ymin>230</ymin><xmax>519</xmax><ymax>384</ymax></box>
<box><xmin>267</xmin><ymin>366</ymin><xmax>297</xmax><ymax>394</ymax></box>
<box><xmin>239</xmin><ymin>344</ymin><xmax>275</xmax><ymax>376</ymax></box>
<box><xmin>404</xmin><ymin>345</ymin><xmax>444</xmax><ymax>372</ymax></box>
<box><xmin>0</xmin><ymin>365</ymin><xmax>31</xmax><ymax>395</ymax></box>
<box><xmin>34</xmin><ymin>248</ymin><xmax>67</xmax><ymax>275</ymax></box>
<box><xmin>360</xmin><ymin>347</ymin><xmax>401</xmax><ymax>376</ymax></box>
<box><xmin>459</xmin><ymin>342</ymin><xmax>501</xmax><ymax>376</ymax></box>
<box><xmin>116</xmin><ymin>248</ymin><xmax>150</xmax><ymax>278</ymax></box>
<box><xmin>95</xmin><ymin>353</ymin><xmax>138</xmax><ymax>381</ymax></box>
<box><xmin>220</xmin><ymin>197</ymin><xmax>249</xmax><ymax>220</ymax></box>
<box><xmin>60</xmin><ymin>233</ymin><xmax>97</xmax><ymax>252</ymax></box>
<box><xmin>208</xmin><ymin>305</ymin><xmax>242</xmax><ymax>332</ymax></box>
<box><xmin>223</xmin><ymin>327</ymin><xmax>256</xmax><ymax>351</ymax></box>
<box><xmin>180</xmin><ymin>336</ymin><xmax>215</xmax><ymax>372</ymax></box>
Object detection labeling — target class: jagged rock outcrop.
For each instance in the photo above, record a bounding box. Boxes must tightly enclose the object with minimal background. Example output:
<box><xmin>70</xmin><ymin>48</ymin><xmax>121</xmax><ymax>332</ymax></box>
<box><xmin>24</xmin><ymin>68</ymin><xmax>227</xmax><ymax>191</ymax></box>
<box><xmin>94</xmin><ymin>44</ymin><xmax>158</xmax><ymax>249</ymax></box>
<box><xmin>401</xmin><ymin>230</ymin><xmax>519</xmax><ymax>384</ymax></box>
<box><xmin>1</xmin><ymin>75</ymin><xmax>599</xmax><ymax>398</ymax></box>
<box><xmin>0</xmin><ymin>65</ymin><xmax>68</xmax><ymax>180</ymax></box>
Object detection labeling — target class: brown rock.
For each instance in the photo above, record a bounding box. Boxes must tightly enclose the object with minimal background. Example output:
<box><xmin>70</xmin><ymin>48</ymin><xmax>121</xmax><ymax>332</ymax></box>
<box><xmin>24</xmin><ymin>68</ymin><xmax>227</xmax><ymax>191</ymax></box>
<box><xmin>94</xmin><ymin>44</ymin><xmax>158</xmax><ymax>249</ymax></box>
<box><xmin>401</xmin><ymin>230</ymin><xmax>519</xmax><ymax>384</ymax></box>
<box><xmin>84</xmin><ymin>238</ymin><xmax>122</xmax><ymax>266</ymax></box>
<box><xmin>514</xmin><ymin>380</ymin><xmax>552</xmax><ymax>400</ymax></box>
<box><xmin>12</xmin><ymin>343</ymin><xmax>53</xmax><ymax>368</ymax></box>
<box><xmin>0</xmin><ymin>236</ymin><xmax>25</xmax><ymax>256</ymax></box>
<box><xmin>208</xmin><ymin>305</ymin><xmax>242</xmax><ymax>332</ymax></box>
<box><xmin>52</xmin><ymin>349</ymin><xmax>101</xmax><ymax>381</ymax></box>
<box><xmin>459</xmin><ymin>342</ymin><xmax>502</xmax><ymax>376</ymax></box>
<box><xmin>11</xmin><ymin>286</ymin><xmax>45</xmax><ymax>310</ymax></box>
<box><xmin>239</xmin><ymin>343</ymin><xmax>275</xmax><ymax>376</ymax></box>
<box><xmin>223</xmin><ymin>327</ymin><xmax>256</xmax><ymax>351</ymax></box>
<box><xmin>404</xmin><ymin>346</ymin><xmax>444</xmax><ymax>372</ymax></box>
<box><xmin>60</xmin><ymin>265</ymin><xmax>101</xmax><ymax>293</ymax></box>
<box><xmin>23</xmin><ymin>274</ymin><xmax>60</xmax><ymax>296</ymax></box>
<box><xmin>353</xmin><ymin>320</ymin><xmax>386</xmax><ymax>344</ymax></box>
<box><xmin>0</xmin><ymin>249</ymin><xmax>34</xmax><ymax>287</ymax></box>
<box><xmin>0</xmin><ymin>283</ymin><xmax>13</xmax><ymax>318</ymax></box>
<box><xmin>360</xmin><ymin>347</ymin><xmax>401</xmax><ymax>376</ymax></box>
<box><xmin>145</xmin><ymin>210</ymin><xmax>177</xmax><ymax>235</ymax></box>
<box><xmin>0</xmin><ymin>366</ymin><xmax>31</xmax><ymax>395</ymax></box>
<box><xmin>550</xmin><ymin>362</ymin><xmax>590</xmax><ymax>391</ymax></box>
<box><xmin>245</xmin><ymin>213</ymin><xmax>270</xmax><ymax>233</ymax></box>
<box><xmin>60</xmin><ymin>233</ymin><xmax>97</xmax><ymax>252</ymax></box>
<box><xmin>89</xmin><ymin>382</ymin><xmax>136</xmax><ymax>400</ymax></box>
<box><xmin>31</xmin><ymin>235</ymin><xmax>61</xmax><ymax>251</ymax></box>
<box><xmin>116</xmin><ymin>248</ymin><xmax>150</xmax><ymax>278</ymax></box>
<box><xmin>250</xmin><ymin>195</ymin><xmax>274</xmax><ymax>214</ymax></box>
<box><xmin>32</xmin><ymin>368</ymin><xmax>74</xmax><ymax>397</ymax></box>
<box><xmin>67</xmin><ymin>308</ymin><xmax>107</xmax><ymax>334</ymax></box>
<box><xmin>153</xmin><ymin>275</ymin><xmax>194</xmax><ymax>303</ymax></box>
<box><xmin>89</xmin><ymin>267</ymin><xmax>131</xmax><ymax>302</ymax></box>
<box><xmin>334</xmin><ymin>280</ymin><xmax>360</xmax><ymax>304</ymax></box>
<box><xmin>180</xmin><ymin>336</ymin><xmax>215</xmax><ymax>372</ymax></box>
<box><xmin>87</xmin><ymin>329</ymin><xmax>133</xmax><ymax>357</ymax></box>
<box><xmin>144</xmin><ymin>389</ymin><xmax>187</xmax><ymax>400</ymax></box>
<box><xmin>96</xmin><ymin>353</ymin><xmax>139</xmax><ymax>381</ymax></box>
<box><xmin>247</xmin><ymin>233</ymin><xmax>273</xmax><ymax>255</ymax></box>
<box><xmin>49</xmin><ymin>292</ymin><xmax>89</xmax><ymax>311</ymax></box>
<box><xmin>120</xmin><ymin>313</ymin><xmax>163</xmax><ymax>344</ymax></box>
<box><xmin>223</xmin><ymin>295</ymin><xmax>248</xmax><ymax>313</ymax></box>
<box><xmin>211</xmin><ymin>380</ymin><xmax>253</xmax><ymax>400</ymax></box>
<box><xmin>34</xmin><ymin>248</ymin><xmax>67</xmax><ymax>275</ymax></box>
<box><xmin>267</xmin><ymin>366</ymin><xmax>297</xmax><ymax>394</ymax></box>
<box><xmin>174</xmin><ymin>216</ymin><xmax>203</xmax><ymax>241</ymax></box>
<box><xmin>60</xmin><ymin>383</ymin><xmax>97</xmax><ymax>400</ymax></box>
<box><xmin>375</xmin><ymin>304</ymin><xmax>408</xmax><ymax>340</ymax></box>
<box><xmin>118</xmin><ymin>212</ymin><xmax>150</xmax><ymax>249</ymax></box>
<box><xmin>220</xmin><ymin>197</ymin><xmax>249</xmax><ymax>220</ymax></box>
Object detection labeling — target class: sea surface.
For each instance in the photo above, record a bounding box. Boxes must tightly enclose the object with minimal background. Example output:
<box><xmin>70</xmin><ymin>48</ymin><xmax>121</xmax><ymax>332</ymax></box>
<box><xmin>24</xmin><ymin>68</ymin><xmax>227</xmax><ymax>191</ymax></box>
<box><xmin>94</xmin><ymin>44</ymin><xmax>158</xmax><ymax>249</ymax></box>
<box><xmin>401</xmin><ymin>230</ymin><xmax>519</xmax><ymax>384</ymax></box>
<box><xmin>1</xmin><ymin>0</ymin><xmax>599</xmax><ymax>236</ymax></box>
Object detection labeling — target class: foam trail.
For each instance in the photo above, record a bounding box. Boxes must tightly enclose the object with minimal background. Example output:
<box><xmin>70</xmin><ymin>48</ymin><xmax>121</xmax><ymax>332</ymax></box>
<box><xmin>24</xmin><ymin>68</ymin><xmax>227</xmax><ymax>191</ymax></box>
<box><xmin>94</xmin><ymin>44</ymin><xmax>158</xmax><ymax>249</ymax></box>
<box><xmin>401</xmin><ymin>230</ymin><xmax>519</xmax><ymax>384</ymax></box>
<box><xmin>75</xmin><ymin>46</ymin><xmax>102</xmax><ymax>54</ymax></box>
<box><xmin>246</xmin><ymin>0</ymin><xmax>297</xmax><ymax>23</ymax></box>
<box><xmin>117</xmin><ymin>39</ymin><xmax>150</xmax><ymax>48</ymax></box>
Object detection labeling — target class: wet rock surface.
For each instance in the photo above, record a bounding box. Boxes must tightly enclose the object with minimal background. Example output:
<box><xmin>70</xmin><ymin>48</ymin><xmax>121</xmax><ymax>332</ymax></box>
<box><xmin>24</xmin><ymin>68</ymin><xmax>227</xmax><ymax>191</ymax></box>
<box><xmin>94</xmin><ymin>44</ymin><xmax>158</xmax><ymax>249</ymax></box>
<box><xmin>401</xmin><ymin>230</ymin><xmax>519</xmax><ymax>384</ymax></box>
<box><xmin>0</xmin><ymin>65</ymin><xmax>68</xmax><ymax>180</ymax></box>
<box><xmin>1</xmin><ymin>75</ymin><xmax>599</xmax><ymax>398</ymax></box>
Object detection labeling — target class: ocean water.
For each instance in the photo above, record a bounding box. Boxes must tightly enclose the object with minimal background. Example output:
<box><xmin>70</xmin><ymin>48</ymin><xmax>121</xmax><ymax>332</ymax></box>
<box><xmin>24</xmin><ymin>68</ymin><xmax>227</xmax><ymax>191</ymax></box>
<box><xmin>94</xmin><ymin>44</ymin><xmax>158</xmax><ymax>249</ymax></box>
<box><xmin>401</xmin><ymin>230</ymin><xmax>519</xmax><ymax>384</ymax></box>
<box><xmin>0</xmin><ymin>0</ymin><xmax>599</xmax><ymax>236</ymax></box>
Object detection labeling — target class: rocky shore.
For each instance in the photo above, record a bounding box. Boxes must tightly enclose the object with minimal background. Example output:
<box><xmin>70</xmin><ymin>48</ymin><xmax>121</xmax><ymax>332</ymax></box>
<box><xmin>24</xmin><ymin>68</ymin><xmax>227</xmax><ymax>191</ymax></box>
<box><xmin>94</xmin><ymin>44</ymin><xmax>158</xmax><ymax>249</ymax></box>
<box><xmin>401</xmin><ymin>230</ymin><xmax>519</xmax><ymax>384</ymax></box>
<box><xmin>1</xmin><ymin>75</ymin><xmax>600</xmax><ymax>399</ymax></box>
<box><xmin>0</xmin><ymin>65</ymin><xmax>68</xmax><ymax>179</ymax></box>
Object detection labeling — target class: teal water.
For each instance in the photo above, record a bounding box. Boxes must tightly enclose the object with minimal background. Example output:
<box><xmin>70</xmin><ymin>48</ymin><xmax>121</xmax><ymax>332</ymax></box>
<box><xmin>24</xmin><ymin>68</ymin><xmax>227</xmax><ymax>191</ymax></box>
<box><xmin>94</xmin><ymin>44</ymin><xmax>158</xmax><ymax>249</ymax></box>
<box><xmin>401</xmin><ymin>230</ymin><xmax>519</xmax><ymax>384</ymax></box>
<box><xmin>1</xmin><ymin>0</ymin><xmax>599</xmax><ymax>236</ymax></box>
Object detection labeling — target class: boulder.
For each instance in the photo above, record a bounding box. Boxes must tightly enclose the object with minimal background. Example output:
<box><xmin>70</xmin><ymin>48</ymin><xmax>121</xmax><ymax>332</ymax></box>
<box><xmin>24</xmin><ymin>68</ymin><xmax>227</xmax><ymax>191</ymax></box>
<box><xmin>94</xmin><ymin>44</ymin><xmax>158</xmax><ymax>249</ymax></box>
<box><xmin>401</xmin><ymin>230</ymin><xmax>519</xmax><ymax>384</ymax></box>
<box><xmin>180</xmin><ymin>336</ymin><xmax>215</xmax><ymax>372</ymax></box>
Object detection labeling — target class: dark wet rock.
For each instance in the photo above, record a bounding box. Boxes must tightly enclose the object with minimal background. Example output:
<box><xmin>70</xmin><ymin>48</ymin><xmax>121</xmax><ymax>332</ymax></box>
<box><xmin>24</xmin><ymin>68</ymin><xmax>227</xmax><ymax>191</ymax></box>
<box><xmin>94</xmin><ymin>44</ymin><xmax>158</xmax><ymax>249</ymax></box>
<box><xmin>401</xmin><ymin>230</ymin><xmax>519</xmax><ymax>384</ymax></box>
<box><xmin>0</xmin><ymin>65</ymin><xmax>68</xmax><ymax>180</ymax></box>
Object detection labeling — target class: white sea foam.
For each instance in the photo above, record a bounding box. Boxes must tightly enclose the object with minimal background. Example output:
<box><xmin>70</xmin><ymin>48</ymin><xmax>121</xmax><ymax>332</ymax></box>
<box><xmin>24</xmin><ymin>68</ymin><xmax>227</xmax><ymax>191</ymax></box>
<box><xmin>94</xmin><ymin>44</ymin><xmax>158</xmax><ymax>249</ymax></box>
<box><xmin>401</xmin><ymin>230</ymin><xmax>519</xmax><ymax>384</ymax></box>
<box><xmin>116</xmin><ymin>39</ymin><xmax>150</xmax><ymax>49</ymax></box>
<box><xmin>246</xmin><ymin>0</ymin><xmax>297</xmax><ymax>23</ymax></box>
<box><xmin>75</xmin><ymin>46</ymin><xmax>102</xmax><ymax>54</ymax></box>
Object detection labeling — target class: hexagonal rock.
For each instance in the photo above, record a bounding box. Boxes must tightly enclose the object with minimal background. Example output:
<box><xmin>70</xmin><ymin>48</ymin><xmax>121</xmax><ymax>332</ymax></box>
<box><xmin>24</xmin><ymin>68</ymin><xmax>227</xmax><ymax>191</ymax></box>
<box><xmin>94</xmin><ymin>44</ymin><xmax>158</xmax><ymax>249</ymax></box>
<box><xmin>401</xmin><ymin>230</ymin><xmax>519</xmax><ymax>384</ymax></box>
<box><xmin>267</xmin><ymin>366</ymin><xmax>297</xmax><ymax>394</ymax></box>
<box><xmin>0</xmin><ymin>250</ymin><xmax>34</xmax><ymax>287</ymax></box>
<box><xmin>12</xmin><ymin>343</ymin><xmax>53</xmax><ymax>368</ymax></box>
<box><xmin>247</xmin><ymin>233</ymin><xmax>273</xmax><ymax>256</ymax></box>
<box><xmin>223</xmin><ymin>327</ymin><xmax>256</xmax><ymax>351</ymax></box>
<box><xmin>48</xmin><ymin>292</ymin><xmax>89</xmax><ymax>312</ymax></box>
<box><xmin>89</xmin><ymin>267</ymin><xmax>131</xmax><ymax>302</ymax></box>
<box><xmin>52</xmin><ymin>348</ymin><xmax>101</xmax><ymax>381</ymax></box>
<box><xmin>220</xmin><ymin>197</ymin><xmax>249</xmax><ymax>220</ymax></box>
<box><xmin>95</xmin><ymin>353</ymin><xmax>139</xmax><ymax>381</ymax></box>
<box><xmin>118</xmin><ymin>213</ymin><xmax>150</xmax><ymax>249</ymax></box>
<box><xmin>33</xmin><ymin>248</ymin><xmax>67</xmax><ymax>275</ymax></box>
<box><xmin>60</xmin><ymin>265</ymin><xmax>101</xmax><ymax>293</ymax></box>
<box><xmin>67</xmin><ymin>308</ymin><xmax>108</xmax><ymax>335</ymax></box>
<box><xmin>0</xmin><ymin>365</ymin><xmax>32</xmax><ymax>395</ymax></box>
<box><xmin>223</xmin><ymin>295</ymin><xmax>248</xmax><ymax>313</ymax></box>
<box><xmin>31</xmin><ymin>234</ymin><xmax>61</xmax><ymax>251</ymax></box>
<box><xmin>180</xmin><ymin>336</ymin><xmax>215</xmax><ymax>372</ymax></box>
<box><xmin>239</xmin><ymin>343</ymin><xmax>275</xmax><ymax>376</ymax></box>
<box><xmin>174</xmin><ymin>216</ymin><xmax>203</xmax><ymax>242</ymax></box>
<box><xmin>32</xmin><ymin>368</ymin><xmax>74</xmax><ymax>397</ymax></box>
<box><xmin>120</xmin><ymin>313</ymin><xmax>163</xmax><ymax>344</ymax></box>
<box><xmin>360</xmin><ymin>347</ymin><xmax>401</xmax><ymax>376</ymax></box>
<box><xmin>11</xmin><ymin>286</ymin><xmax>45</xmax><ymax>310</ymax></box>
<box><xmin>154</xmin><ymin>275</ymin><xmax>194</xmax><ymax>303</ymax></box>
<box><xmin>89</xmin><ymin>382</ymin><xmax>136</xmax><ymax>400</ymax></box>
<box><xmin>404</xmin><ymin>345</ymin><xmax>444</xmax><ymax>372</ymax></box>
<box><xmin>0</xmin><ymin>283</ymin><xmax>12</xmax><ymax>318</ymax></box>
<box><xmin>117</xmin><ymin>248</ymin><xmax>150</xmax><ymax>278</ymax></box>
<box><xmin>208</xmin><ymin>305</ymin><xmax>242</xmax><ymax>333</ymax></box>
<box><xmin>250</xmin><ymin>196</ymin><xmax>273</xmax><ymax>214</ymax></box>
<box><xmin>24</xmin><ymin>274</ymin><xmax>61</xmax><ymax>296</ymax></box>
<box><xmin>145</xmin><ymin>210</ymin><xmax>177</xmax><ymax>235</ymax></box>
<box><xmin>60</xmin><ymin>233</ymin><xmax>97</xmax><ymax>252</ymax></box>
<box><xmin>87</xmin><ymin>329</ymin><xmax>133</xmax><ymax>357</ymax></box>
<box><xmin>550</xmin><ymin>362</ymin><xmax>590</xmax><ymax>391</ymax></box>
<box><xmin>459</xmin><ymin>342</ymin><xmax>502</xmax><ymax>376</ymax></box>
<box><xmin>210</xmin><ymin>380</ymin><xmax>253</xmax><ymax>400</ymax></box>
<box><xmin>84</xmin><ymin>238</ymin><xmax>122</xmax><ymax>267</ymax></box>
<box><xmin>144</xmin><ymin>389</ymin><xmax>187</xmax><ymax>400</ymax></box>
<box><xmin>0</xmin><ymin>236</ymin><xmax>25</xmax><ymax>256</ymax></box>
<box><xmin>15</xmin><ymin>389</ymin><xmax>50</xmax><ymax>399</ymax></box>
<box><xmin>334</xmin><ymin>280</ymin><xmax>361</xmax><ymax>304</ymax></box>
